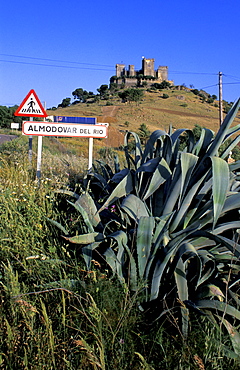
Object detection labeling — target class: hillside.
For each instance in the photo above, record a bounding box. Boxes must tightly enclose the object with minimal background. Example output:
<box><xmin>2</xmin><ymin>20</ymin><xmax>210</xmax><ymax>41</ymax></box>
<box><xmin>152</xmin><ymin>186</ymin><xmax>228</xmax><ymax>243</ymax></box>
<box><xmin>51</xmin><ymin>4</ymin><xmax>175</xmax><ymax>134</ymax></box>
<box><xmin>46</xmin><ymin>87</ymin><xmax>240</xmax><ymax>158</ymax></box>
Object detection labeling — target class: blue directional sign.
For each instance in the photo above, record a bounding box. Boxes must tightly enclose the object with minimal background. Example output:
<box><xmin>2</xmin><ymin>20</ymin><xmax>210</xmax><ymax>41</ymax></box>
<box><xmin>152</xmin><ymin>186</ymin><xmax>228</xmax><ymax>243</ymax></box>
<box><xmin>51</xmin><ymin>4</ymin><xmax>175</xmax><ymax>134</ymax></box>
<box><xmin>54</xmin><ymin>116</ymin><xmax>96</xmax><ymax>124</ymax></box>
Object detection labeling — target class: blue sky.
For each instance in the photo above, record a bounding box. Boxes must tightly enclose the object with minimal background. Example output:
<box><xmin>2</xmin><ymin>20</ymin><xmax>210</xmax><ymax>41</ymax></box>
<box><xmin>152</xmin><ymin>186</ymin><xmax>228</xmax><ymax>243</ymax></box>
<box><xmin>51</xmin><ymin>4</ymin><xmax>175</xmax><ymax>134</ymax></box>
<box><xmin>1</xmin><ymin>0</ymin><xmax>239</xmax><ymax>109</ymax></box>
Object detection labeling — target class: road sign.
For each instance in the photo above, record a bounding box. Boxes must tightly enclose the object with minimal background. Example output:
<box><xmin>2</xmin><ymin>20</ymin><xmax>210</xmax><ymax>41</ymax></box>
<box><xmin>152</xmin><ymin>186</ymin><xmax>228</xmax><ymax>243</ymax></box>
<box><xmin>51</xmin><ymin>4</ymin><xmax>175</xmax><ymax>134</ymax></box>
<box><xmin>14</xmin><ymin>89</ymin><xmax>47</xmax><ymax>117</ymax></box>
<box><xmin>22</xmin><ymin>121</ymin><xmax>108</xmax><ymax>138</ymax></box>
<box><xmin>11</xmin><ymin>122</ymin><xmax>20</xmax><ymax>129</ymax></box>
<box><xmin>54</xmin><ymin>116</ymin><xmax>96</xmax><ymax>124</ymax></box>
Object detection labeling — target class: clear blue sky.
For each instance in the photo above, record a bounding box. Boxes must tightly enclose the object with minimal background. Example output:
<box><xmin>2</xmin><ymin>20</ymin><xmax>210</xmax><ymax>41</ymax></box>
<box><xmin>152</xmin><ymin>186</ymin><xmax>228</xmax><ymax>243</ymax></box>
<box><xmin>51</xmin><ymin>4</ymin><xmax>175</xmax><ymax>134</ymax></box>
<box><xmin>1</xmin><ymin>0</ymin><xmax>239</xmax><ymax>109</ymax></box>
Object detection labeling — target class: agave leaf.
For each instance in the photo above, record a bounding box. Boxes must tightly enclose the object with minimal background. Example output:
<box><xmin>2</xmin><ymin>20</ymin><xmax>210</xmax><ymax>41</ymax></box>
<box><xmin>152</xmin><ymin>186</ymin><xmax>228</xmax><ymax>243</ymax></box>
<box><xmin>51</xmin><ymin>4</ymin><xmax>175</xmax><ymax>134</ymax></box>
<box><xmin>197</xmin><ymin>250</ymin><xmax>216</xmax><ymax>285</ymax></box>
<box><xmin>97</xmin><ymin>170</ymin><xmax>133</xmax><ymax>214</ymax></box>
<box><xmin>86</xmin><ymin>171</ymin><xmax>108</xmax><ymax>188</ymax></box>
<box><xmin>192</xmin><ymin>230</ymin><xmax>240</xmax><ymax>259</ymax></box>
<box><xmin>224</xmin><ymin>123</ymin><xmax>240</xmax><ymax>140</ymax></box>
<box><xmin>136</xmin><ymin>217</ymin><xmax>155</xmax><ymax>279</ymax></box>
<box><xmin>150</xmin><ymin>228</ymin><xmax>198</xmax><ymax>300</ymax></box>
<box><xmin>190</xmin><ymin>99</ymin><xmax>240</xmax><ymax>184</ymax></box>
<box><xmin>222</xmin><ymin>192</ymin><xmax>240</xmax><ymax>214</ymax></box>
<box><xmin>95</xmin><ymin>160</ymin><xmax>112</xmax><ymax>181</ymax></box>
<box><xmin>144</xmin><ymin>214</ymin><xmax>173</xmax><ymax>280</ymax></box>
<box><xmin>108</xmin><ymin>230</ymin><xmax>137</xmax><ymax>290</ymax></box>
<box><xmin>212</xmin><ymin>234</ymin><xmax>240</xmax><ymax>258</ymax></box>
<box><xmin>142</xmin><ymin>158</ymin><xmax>172</xmax><ymax>201</ymax></box>
<box><xmin>179</xmin><ymin>153</ymin><xmax>199</xmax><ymax>202</ymax></box>
<box><xmin>170</xmin><ymin>128</ymin><xmax>194</xmax><ymax>148</ymax></box>
<box><xmin>197</xmin><ymin>284</ymin><xmax>225</xmax><ymax>301</ymax></box>
<box><xmin>54</xmin><ymin>189</ymin><xmax>79</xmax><ymax>199</ymax></box>
<box><xmin>221</xmin><ymin>319</ymin><xmax>240</xmax><ymax>356</ymax></box>
<box><xmin>211</xmin><ymin>156</ymin><xmax>229</xmax><ymax>228</ymax></box>
<box><xmin>63</xmin><ymin>232</ymin><xmax>104</xmax><ymax>244</ymax></box>
<box><xmin>46</xmin><ymin>218</ymin><xmax>69</xmax><ymax>235</ymax></box>
<box><xmin>136</xmin><ymin>157</ymin><xmax>161</xmax><ymax>173</ymax></box>
<box><xmin>190</xmin><ymin>237</ymin><xmax>216</xmax><ymax>249</ymax></box>
<box><xmin>192</xmin><ymin>128</ymin><xmax>214</xmax><ymax>156</ymax></box>
<box><xmin>171</xmin><ymin>171</ymin><xmax>208</xmax><ymax>232</ymax></box>
<box><xmin>75</xmin><ymin>192</ymin><xmax>101</xmax><ymax>228</ymax></box>
<box><xmin>221</xmin><ymin>134</ymin><xmax>240</xmax><ymax>159</ymax></box>
<box><xmin>142</xmin><ymin>129</ymin><xmax>168</xmax><ymax>162</ymax></box>
<box><xmin>229</xmin><ymin>160</ymin><xmax>240</xmax><ymax>172</ymax></box>
<box><xmin>162</xmin><ymin>162</ymin><xmax>182</xmax><ymax>215</ymax></box>
<box><xmin>168</xmin><ymin>242</ymin><xmax>201</xmax><ymax>290</ymax></box>
<box><xmin>213</xmin><ymin>221</ymin><xmax>240</xmax><ymax>235</ymax></box>
<box><xmin>82</xmin><ymin>242</ymin><xmax>102</xmax><ymax>270</ymax></box>
<box><xmin>195</xmin><ymin>300</ymin><xmax>240</xmax><ymax>321</ymax></box>
<box><xmin>67</xmin><ymin>200</ymin><xmax>94</xmax><ymax>233</ymax></box>
<box><xmin>183</xmin><ymin>177</ymin><xmax>213</xmax><ymax>228</ymax></box>
<box><xmin>111</xmin><ymin>168</ymin><xmax>130</xmax><ymax>183</ymax></box>
<box><xmin>174</xmin><ymin>258</ymin><xmax>189</xmax><ymax>339</ymax></box>
<box><xmin>207</xmin><ymin>98</ymin><xmax>240</xmax><ymax>158</ymax></box>
<box><xmin>103</xmin><ymin>247</ymin><xmax>125</xmax><ymax>284</ymax></box>
<box><xmin>124</xmin><ymin>131</ymin><xmax>143</xmax><ymax>169</ymax></box>
<box><xmin>121</xmin><ymin>194</ymin><xmax>149</xmax><ymax>222</ymax></box>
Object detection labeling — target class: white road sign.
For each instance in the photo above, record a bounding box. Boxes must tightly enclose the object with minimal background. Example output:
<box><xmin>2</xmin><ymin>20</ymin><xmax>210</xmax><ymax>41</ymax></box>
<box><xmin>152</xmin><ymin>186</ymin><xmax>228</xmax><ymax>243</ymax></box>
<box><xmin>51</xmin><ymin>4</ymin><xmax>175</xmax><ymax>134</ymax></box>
<box><xmin>22</xmin><ymin>121</ymin><xmax>108</xmax><ymax>138</ymax></box>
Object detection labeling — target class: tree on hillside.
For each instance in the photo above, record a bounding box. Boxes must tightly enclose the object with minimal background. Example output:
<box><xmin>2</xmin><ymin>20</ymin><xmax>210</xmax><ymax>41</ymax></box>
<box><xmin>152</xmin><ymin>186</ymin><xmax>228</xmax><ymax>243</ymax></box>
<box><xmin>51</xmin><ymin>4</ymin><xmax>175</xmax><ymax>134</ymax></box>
<box><xmin>0</xmin><ymin>105</ymin><xmax>22</xmax><ymax>128</ymax></box>
<box><xmin>58</xmin><ymin>98</ymin><xmax>71</xmax><ymax>108</ymax></box>
<box><xmin>118</xmin><ymin>88</ymin><xmax>144</xmax><ymax>104</ymax></box>
<box><xmin>137</xmin><ymin>123</ymin><xmax>151</xmax><ymax>144</ymax></box>
<box><xmin>152</xmin><ymin>80</ymin><xmax>172</xmax><ymax>90</ymax></box>
<box><xmin>97</xmin><ymin>84</ymin><xmax>109</xmax><ymax>100</ymax></box>
<box><xmin>72</xmin><ymin>88</ymin><xmax>89</xmax><ymax>103</ymax></box>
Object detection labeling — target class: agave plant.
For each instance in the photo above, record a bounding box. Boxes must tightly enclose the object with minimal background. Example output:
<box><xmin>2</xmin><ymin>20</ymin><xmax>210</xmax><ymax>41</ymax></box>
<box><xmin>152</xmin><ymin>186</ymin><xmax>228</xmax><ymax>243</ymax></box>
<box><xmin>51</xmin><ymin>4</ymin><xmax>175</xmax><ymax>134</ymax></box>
<box><xmin>51</xmin><ymin>98</ymin><xmax>240</xmax><ymax>355</ymax></box>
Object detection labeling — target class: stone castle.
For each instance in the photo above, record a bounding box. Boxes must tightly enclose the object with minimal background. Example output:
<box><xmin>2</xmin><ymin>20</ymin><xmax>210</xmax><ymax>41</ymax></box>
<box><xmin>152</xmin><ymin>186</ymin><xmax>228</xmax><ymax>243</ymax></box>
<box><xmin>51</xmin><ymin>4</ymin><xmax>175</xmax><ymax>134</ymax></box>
<box><xmin>113</xmin><ymin>57</ymin><xmax>171</xmax><ymax>87</ymax></box>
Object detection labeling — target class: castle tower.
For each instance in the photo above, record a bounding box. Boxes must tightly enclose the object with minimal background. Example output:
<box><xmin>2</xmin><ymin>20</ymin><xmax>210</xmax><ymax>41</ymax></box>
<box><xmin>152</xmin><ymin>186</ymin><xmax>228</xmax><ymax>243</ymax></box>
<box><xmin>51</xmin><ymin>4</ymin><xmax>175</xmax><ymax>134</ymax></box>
<box><xmin>142</xmin><ymin>58</ymin><xmax>155</xmax><ymax>76</ymax></box>
<box><xmin>157</xmin><ymin>66</ymin><xmax>168</xmax><ymax>81</ymax></box>
<box><xmin>128</xmin><ymin>65</ymin><xmax>135</xmax><ymax>76</ymax></box>
<box><xmin>116</xmin><ymin>64</ymin><xmax>126</xmax><ymax>77</ymax></box>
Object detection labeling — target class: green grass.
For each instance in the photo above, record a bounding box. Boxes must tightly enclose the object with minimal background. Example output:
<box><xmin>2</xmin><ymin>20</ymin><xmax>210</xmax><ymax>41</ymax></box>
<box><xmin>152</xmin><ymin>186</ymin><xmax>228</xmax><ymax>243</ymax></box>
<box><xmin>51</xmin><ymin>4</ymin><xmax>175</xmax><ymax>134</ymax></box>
<box><xmin>1</xmin><ymin>138</ymin><xmax>240</xmax><ymax>369</ymax></box>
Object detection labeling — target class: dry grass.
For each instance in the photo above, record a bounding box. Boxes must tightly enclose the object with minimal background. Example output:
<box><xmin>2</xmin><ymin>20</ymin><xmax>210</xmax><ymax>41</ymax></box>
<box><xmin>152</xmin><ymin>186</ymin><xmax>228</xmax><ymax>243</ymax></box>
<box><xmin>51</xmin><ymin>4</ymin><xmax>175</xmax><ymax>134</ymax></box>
<box><xmin>47</xmin><ymin>89</ymin><xmax>240</xmax><ymax>138</ymax></box>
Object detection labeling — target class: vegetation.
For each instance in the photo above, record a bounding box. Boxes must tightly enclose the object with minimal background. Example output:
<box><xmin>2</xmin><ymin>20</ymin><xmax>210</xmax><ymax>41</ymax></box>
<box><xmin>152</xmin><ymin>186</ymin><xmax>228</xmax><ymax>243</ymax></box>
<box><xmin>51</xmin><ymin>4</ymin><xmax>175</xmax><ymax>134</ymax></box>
<box><xmin>1</xmin><ymin>84</ymin><xmax>240</xmax><ymax>368</ymax></box>
<box><xmin>118</xmin><ymin>88</ymin><xmax>144</xmax><ymax>104</ymax></box>
<box><xmin>45</xmin><ymin>98</ymin><xmax>240</xmax><ymax>368</ymax></box>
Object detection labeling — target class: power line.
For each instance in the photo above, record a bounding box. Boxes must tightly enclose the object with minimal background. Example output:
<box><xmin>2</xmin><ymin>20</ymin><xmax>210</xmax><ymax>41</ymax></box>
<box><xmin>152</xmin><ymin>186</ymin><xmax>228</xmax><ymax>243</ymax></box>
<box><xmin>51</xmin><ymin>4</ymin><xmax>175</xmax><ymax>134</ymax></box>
<box><xmin>0</xmin><ymin>53</ymin><xmax>113</xmax><ymax>68</ymax></box>
<box><xmin>223</xmin><ymin>74</ymin><xmax>240</xmax><ymax>82</ymax></box>
<box><xmin>169</xmin><ymin>70</ymin><xmax>217</xmax><ymax>76</ymax></box>
<box><xmin>0</xmin><ymin>59</ymin><xmax>114</xmax><ymax>72</ymax></box>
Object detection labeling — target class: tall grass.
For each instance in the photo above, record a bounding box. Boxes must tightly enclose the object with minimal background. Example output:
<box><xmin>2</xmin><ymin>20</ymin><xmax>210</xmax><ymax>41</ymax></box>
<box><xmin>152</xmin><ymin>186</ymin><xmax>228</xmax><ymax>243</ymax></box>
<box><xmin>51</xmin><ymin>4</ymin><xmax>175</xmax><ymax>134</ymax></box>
<box><xmin>1</xmin><ymin>137</ymin><xmax>240</xmax><ymax>369</ymax></box>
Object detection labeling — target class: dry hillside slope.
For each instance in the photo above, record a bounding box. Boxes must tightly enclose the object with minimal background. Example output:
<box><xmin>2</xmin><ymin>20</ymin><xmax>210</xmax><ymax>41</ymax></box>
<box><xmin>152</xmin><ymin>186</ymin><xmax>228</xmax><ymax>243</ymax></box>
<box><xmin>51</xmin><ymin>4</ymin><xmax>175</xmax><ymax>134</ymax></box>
<box><xmin>47</xmin><ymin>88</ymin><xmax>240</xmax><ymax>154</ymax></box>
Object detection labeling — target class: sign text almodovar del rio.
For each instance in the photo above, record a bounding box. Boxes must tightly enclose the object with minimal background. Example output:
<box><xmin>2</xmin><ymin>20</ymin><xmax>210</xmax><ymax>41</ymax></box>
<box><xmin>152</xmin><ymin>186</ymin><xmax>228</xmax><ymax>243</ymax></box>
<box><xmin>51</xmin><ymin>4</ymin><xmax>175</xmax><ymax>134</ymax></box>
<box><xmin>22</xmin><ymin>121</ymin><xmax>108</xmax><ymax>138</ymax></box>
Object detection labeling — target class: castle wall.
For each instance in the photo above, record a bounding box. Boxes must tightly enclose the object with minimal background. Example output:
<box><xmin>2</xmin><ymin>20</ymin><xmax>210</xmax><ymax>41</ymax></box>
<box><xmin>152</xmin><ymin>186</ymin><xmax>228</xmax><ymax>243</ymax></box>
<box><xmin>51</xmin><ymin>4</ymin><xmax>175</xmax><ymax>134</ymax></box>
<box><xmin>115</xmin><ymin>58</ymin><xmax>171</xmax><ymax>86</ymax></box>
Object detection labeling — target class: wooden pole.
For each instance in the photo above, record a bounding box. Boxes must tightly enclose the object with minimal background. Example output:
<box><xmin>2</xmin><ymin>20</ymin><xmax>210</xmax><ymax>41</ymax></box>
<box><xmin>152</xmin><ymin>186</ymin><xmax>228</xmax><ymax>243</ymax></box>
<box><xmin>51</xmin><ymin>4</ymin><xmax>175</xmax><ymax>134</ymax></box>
<box><xmin>219</xmin><ymin>71</ymin><xmax>223</xmax><ymax>126</ymax></box>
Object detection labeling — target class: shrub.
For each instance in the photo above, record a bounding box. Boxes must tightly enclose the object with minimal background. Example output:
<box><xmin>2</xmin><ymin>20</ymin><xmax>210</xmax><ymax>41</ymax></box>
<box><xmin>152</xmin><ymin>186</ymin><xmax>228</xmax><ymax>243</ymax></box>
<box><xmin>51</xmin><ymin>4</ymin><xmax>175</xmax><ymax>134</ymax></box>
<box><xmin>51</xmin><ymin>99</ymin><xmax>240</xmax><ymax>360</ymax></box>
<box><xmin>162</xmin><ymin>93</ymin><xmax>169</xmax><ymax>99</ymax></box>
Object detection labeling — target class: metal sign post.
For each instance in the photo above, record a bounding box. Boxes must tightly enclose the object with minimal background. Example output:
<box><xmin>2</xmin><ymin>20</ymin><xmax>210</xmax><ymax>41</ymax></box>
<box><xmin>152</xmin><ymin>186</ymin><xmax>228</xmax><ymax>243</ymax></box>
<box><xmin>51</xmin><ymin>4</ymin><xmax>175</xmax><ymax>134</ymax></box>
<box><xmin>14</xmin><ymin>89</ymin><xmax>47</xmax><ymax>172</ymax></box>
<box><xmin>29</xmin><ymin>117</ymin><xmax>33</xmax><ymax>164</ymax></box>
<box><xmin>88</xmin><ymin>137</ymin><xmax>93</xmax><ymax>169</ymax></box>
<box><xmin>36</xmin><ymin>102</ymin><xmax>46</xmax><ymax>181</ymax></box>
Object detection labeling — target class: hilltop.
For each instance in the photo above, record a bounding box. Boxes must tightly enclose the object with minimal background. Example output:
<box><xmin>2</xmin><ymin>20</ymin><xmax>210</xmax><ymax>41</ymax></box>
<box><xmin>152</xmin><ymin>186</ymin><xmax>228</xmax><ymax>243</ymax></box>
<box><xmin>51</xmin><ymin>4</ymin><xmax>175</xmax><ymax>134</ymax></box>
<box><xmin>46</xmin><ymin>86</ymin><xmax>240</xmax><ymax>157</ymax></box>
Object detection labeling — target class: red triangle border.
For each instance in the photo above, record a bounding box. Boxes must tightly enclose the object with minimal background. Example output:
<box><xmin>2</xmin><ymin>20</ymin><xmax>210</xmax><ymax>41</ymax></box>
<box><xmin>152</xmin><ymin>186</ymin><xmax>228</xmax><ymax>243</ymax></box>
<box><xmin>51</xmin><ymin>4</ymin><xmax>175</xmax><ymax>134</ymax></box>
<box><xmin>14</xmin><ymin>89</ymin><xmax>47</xmax><ymax>117</ymax></box>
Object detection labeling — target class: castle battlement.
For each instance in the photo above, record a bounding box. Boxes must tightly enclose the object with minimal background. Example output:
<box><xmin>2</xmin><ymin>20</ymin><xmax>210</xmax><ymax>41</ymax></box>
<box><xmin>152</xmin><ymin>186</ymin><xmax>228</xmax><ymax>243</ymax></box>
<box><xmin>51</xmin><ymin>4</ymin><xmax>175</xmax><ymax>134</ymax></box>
<box><xmin>114</xmin><ymin>57</ymin><xmax>170</xmax><ymax>87</ymax></box>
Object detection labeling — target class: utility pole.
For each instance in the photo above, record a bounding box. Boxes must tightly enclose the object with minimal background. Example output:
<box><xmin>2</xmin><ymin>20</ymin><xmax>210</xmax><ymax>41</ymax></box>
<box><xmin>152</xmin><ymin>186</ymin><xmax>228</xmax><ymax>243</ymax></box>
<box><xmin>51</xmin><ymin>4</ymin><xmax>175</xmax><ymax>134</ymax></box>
<box><xmin>219</xmin><ymin>71</ymin><xmax>223</xmax><ymax>126</ymax></box>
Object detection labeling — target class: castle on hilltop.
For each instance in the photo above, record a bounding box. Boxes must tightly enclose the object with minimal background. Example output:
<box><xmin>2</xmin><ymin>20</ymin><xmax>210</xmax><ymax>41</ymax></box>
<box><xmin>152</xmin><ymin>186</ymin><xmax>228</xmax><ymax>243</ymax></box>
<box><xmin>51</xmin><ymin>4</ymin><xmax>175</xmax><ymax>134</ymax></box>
<box><xmin>112</xmin><ymin>57</ymin><xmax>172</xmax><ymax>87</ymax></box>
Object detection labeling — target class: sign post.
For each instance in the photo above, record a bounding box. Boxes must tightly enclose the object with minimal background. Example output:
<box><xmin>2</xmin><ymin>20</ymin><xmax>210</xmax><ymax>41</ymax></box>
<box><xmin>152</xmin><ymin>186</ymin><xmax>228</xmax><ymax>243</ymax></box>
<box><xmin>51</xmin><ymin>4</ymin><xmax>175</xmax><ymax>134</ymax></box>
<box><xmin>15</xmin><ymin>91</ymin><xmax>109</xmax><ymax>177</ymax></box>
<box><xmin>14</xmin><ymin>90</ymin><xmax>47</xmax><ymax>173</ymax></box>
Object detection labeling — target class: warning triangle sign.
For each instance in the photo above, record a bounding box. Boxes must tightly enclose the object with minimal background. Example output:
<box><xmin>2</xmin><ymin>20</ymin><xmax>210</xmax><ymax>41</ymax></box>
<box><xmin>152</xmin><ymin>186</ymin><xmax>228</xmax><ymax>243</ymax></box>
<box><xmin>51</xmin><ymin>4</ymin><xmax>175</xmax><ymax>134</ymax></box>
<box><xmin>14</xmin><ymin>89</ymin><xmax>47</xmax><ymax>117</ymax></box>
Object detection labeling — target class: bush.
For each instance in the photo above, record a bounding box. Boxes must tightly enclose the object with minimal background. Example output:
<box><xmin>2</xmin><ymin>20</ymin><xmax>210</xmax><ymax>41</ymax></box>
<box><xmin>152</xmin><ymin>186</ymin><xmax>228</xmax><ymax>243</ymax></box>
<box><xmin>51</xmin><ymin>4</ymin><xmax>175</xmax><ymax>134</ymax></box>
<box><xmin>162</xmin><ymin>93</ymin><xmax>169</xmax><ymax>99</ymax></box>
